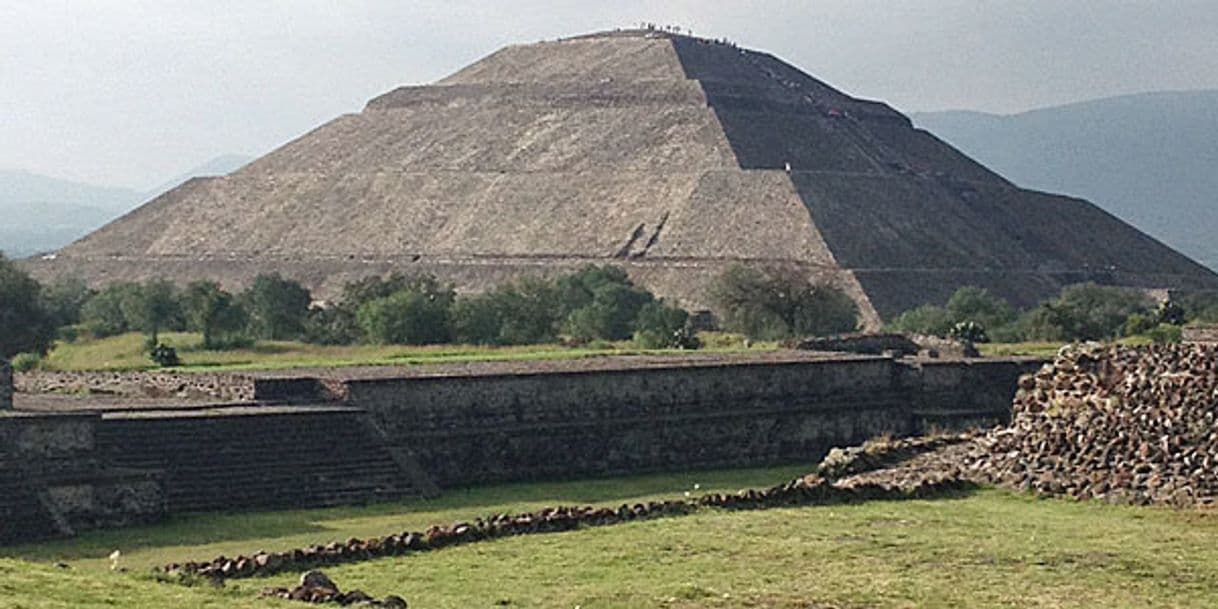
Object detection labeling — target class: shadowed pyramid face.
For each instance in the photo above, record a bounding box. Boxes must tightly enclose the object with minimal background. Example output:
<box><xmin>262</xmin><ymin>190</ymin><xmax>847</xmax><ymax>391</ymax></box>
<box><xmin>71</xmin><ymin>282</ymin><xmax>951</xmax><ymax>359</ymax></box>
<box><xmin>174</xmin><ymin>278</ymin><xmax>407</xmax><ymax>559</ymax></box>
<box><xmin>32</xmin><ymin>30</ymin><xmax>1218</xmax><ymax>323</ymax></box>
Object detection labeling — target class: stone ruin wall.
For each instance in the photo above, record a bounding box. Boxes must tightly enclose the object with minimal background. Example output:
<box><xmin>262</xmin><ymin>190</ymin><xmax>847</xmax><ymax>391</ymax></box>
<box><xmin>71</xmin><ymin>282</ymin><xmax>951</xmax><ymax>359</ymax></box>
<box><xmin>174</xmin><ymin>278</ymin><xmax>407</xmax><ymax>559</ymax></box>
<box><xmin>0</xmin><ymin>361</ymin><xmax>11</xmax><ymax>410</ymax></box>
<box><xmin>16</xmin><ymin>370</ymin><xmax>256</xmax><ymax>402</ymax></box>
<box><xmin>0</xmin><ymin>413</ymin><xmax>165</xmax><ymax>544</ymax></box>
<box><xmin>345</xmin><ymin>356</ymin><xmax>1043</xmax><ymax>488</ymax></box>
<box><xmin>1</xmin><ymin>355</ymin><xmax>1041</xmax><ymax>544</ymax></box>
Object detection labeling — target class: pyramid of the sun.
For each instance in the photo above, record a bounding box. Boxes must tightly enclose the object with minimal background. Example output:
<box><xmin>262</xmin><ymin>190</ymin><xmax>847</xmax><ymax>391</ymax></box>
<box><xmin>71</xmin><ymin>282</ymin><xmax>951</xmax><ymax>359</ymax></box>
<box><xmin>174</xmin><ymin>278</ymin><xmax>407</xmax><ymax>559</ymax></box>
<box><xmin>32</xmin><ymin>30</ymin><xmax>1218</xmax><ymax>325</ymax></box>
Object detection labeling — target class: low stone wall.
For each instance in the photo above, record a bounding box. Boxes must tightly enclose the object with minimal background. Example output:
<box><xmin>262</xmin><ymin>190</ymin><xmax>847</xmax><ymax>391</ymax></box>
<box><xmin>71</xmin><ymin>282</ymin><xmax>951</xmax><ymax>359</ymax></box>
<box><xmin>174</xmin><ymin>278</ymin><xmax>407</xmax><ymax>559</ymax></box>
<box><xmin>16</xmin><ymin>370</ymin><xmax>256</xmax><ymax>402</ymax></box>
<box><xmin>3</xmin><ymin>354</ymin><xmax>1042</xmax><ymax>542</ymax></box>
<box><xmin>346</xmin><ymin>356</ymin><xmax>1041</xmax><ymax>489</ymax></box>
<box><xmin>905</xmin><ymin>358</ymin><xmax>1041</xmax><ymax>432</ymax></box>
<box><xmin>0</xmin><ymin>412</ymin><xmax>165</xmax><ymax>544</ymax></box>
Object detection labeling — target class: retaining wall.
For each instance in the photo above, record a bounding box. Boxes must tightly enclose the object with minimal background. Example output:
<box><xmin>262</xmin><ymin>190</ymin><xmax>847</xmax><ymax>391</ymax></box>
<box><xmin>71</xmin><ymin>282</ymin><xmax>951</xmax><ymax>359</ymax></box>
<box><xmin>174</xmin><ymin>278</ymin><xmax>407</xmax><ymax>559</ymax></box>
<box><xmin>0</xmin><ymin>412</ymin><xmax>164</xmax><ymax>544</ymax></box>
<box><xmin>1</xmin><ymin>362</ymin><xmax>12</xmax><ymax>410</ymax></box>
<box><xmin>347</xmin><ymin>356</ymin><xmax>1042</xmax><ymax>488</ymax></box>
<box><xmin>4</xmin><ymin>354</ymin><xmax>1043</xmax><ymax>543</ymax></box>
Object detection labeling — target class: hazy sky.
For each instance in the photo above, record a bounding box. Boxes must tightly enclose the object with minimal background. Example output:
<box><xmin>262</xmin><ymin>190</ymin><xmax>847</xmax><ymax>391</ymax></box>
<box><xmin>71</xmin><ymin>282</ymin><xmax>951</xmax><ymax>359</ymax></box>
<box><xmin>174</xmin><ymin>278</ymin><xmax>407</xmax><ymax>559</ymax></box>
<box><xmin>4</xmin><ymin>0</ymin><xmax>1217</xmax><ymax>190</ymax></box>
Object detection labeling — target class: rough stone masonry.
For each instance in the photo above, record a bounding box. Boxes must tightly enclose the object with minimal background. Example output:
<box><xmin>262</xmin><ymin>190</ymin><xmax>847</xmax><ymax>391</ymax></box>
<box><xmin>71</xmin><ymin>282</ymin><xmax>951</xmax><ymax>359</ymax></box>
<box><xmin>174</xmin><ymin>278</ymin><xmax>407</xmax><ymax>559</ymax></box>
<box><xmin>1</xmin><ymin>361</ymin><xmax>13</xmax><ymax>410</ymax></box>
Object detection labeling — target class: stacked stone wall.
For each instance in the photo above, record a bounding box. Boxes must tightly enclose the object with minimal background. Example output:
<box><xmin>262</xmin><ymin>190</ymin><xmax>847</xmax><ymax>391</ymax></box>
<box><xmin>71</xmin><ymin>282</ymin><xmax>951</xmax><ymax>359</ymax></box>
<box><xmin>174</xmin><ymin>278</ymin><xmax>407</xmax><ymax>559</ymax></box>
<box><xmin>0</xmin><ymin>413</ymin><xmax>164</xmax><ymax>544</ymax></box>
<box><xmin>346</xmin><ymin>357</ymin><xmax>1038</xmax><ymax>488</ymax></box>
<box><xmin>16</xmin><ymin>370</ymin><xmax>255</xmax><ymax>402</ymax></box>
<box><xmin>0</xmin><ymin>361</ymin><xmax>12</xmax><ymax>410</ymax></box>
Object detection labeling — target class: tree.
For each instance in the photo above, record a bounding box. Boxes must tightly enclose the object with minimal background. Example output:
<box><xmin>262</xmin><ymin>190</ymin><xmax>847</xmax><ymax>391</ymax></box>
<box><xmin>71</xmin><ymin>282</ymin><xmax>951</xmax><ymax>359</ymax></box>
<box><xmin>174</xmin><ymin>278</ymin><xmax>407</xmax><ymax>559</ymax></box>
<box><xmin>1016</xmin><ymin>283</ymin><xmax>1151</xmax><ymax>341</ymax></box>
<box><xmin>1177</xmin><ymin>291</ymin><xmax>1218</xmax><ymax>324</ymax></box>
<box><xmin>946</xmin><ymin>287</ymin><xmax>1016</xmax><ymax>330</ymax></box>
<box><xmin>554</xmin><ymin>266</ymin><xmax>637</xmax><ymax>317</ymax></box>
<box><xmin>451</xmin><ymin>277</ymin><xmax>565</xmax><ymax>346</ymax></box>
<box><xmin>339</xmin><ymin>273</ymin><xmax>448</xmax><ymax>311</ymax></box>
<box><xmin>356</xmin><ymin>288</ymin><xmax>454</xmax><ymax>345</ymax></box>
<box><xmin>303</xmin><ymin>306</ymin><xmax>361</xmax><ymax>345</ymax></box>
<box><xmin>1049</xmin><ymin>283</ymin><xmax>1150</xmax><ymax>341</ymax></box>
<box><xmin>563</xmin><ymin>281</ymin><xmax>654</xmax><ymax>341</ymax></box>
<box><xmin>80</xmin><ymin>283</ymin><xmax>140</xmax><ymax>337</ymax></box>
<box><xmin>40</xmin><ymin>277</ymin><xmax>94</xmax><ymax>331</ymax></box>
<box><xmin>494</xmin><ymin>277</ymin><xmax>563</xmax><ymax>344</ymax></box>
<box><xmin>633</xmin><ymin>300</ymin><xmax>700</xmax><ymax>349</ymax></box>
<box><xmin>183</xmin><ymin>281</ymin><xmax>247</xmax><ymax>349</ymax></box>
<box><xmin>119</xmin><ymin>280</ymin><xmax>182</xmax><ymax>344</ymax></box>
<box><xmin>0</xmin><ymin>254</ymin><xmax>55</xmax><ymax>360</ymax></box>
<box><xmin>709</xmin><ymin>265</ymin><xmax>859</xmax><ymax>340</ymax></box>
<box><xmin>451</xmin><ymin>294</ymin><xmax>505</xmax><ymax>345</ymax></box>
<box><xmin>887</xmin><ymin>304</ymin><xmax>953</xmax><ymax>337</ymax></box>
<box><xmin>242</xmin><ymin>274</ymin><xmax>311</xmax><ymax>340</ymax></box>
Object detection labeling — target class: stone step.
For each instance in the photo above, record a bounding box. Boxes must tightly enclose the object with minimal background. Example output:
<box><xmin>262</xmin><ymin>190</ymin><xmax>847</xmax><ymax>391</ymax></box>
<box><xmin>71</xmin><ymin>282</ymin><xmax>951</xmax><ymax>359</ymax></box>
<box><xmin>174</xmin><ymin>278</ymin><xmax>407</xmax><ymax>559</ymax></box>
<box><xmin>93</xmin><ymin>410</ymin><xmax>428</xmax><ymax>513</ymax></box>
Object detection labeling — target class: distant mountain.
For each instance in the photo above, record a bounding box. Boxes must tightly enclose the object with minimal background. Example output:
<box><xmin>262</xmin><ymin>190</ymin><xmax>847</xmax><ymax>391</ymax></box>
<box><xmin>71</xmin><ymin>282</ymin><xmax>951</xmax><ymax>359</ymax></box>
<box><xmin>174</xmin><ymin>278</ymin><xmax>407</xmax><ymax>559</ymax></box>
<box><xmin>1</xmin><ymin>155</ymin><xmax>252</xmax><ymax>258</ymax></box>
<box><xmin>0</xmin><ymin>170</ymin><xmax>141</xmax><ymax>258</ymax></box>
<box><xmin>912</xmin><ymin>90</ymin><xmax>1218</xmax><ymax>270</ymax></box>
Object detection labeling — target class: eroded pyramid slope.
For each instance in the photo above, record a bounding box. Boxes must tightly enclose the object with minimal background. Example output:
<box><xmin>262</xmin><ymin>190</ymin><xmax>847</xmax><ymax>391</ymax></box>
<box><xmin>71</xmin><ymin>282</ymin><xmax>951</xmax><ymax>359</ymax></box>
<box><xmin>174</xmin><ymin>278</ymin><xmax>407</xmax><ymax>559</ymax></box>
<box><xmin>32</xmin><ymin>30</ymin><xmax>1218</xmax><ymax>322</ymax></box>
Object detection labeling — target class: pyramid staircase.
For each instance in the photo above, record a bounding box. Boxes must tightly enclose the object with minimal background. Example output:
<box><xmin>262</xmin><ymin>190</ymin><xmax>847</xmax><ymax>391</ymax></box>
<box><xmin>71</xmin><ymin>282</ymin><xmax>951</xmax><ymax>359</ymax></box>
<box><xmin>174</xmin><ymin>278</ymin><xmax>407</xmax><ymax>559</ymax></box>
<box><xmin>96</xmin><ymin>406</ymin><xmax>436</xmax><ymax>513</ymax></box>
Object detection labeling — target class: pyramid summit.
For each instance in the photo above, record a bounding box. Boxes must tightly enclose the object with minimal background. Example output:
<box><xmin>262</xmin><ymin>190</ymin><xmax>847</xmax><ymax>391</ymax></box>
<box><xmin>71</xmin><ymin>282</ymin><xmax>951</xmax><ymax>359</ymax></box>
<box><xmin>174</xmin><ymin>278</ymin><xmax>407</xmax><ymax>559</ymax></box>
<box><xmin>31</xmin><ymin>29</ymin><xmax>1218</xmax><ymax>324</ymax></box>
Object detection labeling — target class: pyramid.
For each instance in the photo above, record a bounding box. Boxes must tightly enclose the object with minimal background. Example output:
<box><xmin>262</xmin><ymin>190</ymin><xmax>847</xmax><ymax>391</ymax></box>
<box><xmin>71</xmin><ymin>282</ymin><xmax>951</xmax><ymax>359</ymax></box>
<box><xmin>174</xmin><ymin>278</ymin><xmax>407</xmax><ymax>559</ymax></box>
<box><xmin>29</xmin><ymin>29</ymin><xmax>1218</xmax><ymax>326</ymax></box>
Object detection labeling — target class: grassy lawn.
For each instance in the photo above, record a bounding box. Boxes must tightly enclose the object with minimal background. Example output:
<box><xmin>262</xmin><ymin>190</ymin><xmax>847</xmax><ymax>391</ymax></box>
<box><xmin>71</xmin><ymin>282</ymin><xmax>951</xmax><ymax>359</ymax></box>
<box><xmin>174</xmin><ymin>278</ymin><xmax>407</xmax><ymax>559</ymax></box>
<box><xmin>977</xmin><ymin>341</ymin><xmax>1064</xmax><ymax>358</ymax></box>
<box><xmin>980</xmin><ymin>336</ymin><xmax>1169</xmax><ymax>359</ymax></box>
<box><xmin>4</xmin><ymin>466</ymin><xmax>1218</xmax><ymax>608</ymax></box>
<box><xmin>34</xmin><ymin>332</ymin><xmax>772</xmax><ymax>373</ymax></box>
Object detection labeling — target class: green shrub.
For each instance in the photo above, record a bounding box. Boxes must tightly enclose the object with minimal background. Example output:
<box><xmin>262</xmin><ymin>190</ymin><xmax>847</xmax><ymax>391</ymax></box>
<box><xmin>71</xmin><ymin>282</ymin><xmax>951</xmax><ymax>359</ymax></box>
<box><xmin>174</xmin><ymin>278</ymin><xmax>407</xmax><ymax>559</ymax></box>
<box><xmin>947</xmin><ymin>287</ymin><xmax>1016</xmax><ymax>330</ymax></box>
<box><xmin>949</xmin><ymin>320</ymin><xmax>989</xmax><ymax>344</ymax></box>
<box><xmin>1178</xmin><ymin>291</ymin><xmax>1218</xmax><ymax>323</ymax></box>
<box><xmin>1124</xmin><ymin>312</ymin><xmax>1157</xmax><ymax>337</ymax></box>
<box><xmin>303</xmin><ymin>306</ymin><xmax>361</xmax><ymax>345</ymax></box>
<box><xmin>557</xmin><ymin>266</ymin><xmax>655</xmax><ymax>341</ymax></box>
<box><xmin>451</xmin><ymin>295</ymin><xmax>505</xmax><ymax>345</ymax></box>
<box><xmin>1147</xmin><ymin>323</ymin><xmax>1183</xmax><ymax>345</ymax></box>
<box><xmin>80</xmin><ymin>283</ymin><xmax>137</xmax><ymax>337</ymax></box>
<box><xmin>1031</xmin><ymin>283</ymin><xmax>1151</xmax><ymax>341</ymax></box>
<box><xmin>564</xmin><ymin>285</ymin><xmax>654</xmax><ymax>341</ymax></box>
<box><xmin>147</xmin><ymin>343</ymin><xmax>181</xmax><ymax>367</ymax></box>
<box><xmin>10</xmin><ymin>352</ymin><xmax>42</xmax><ymax>372</ymax></box>
<box><xmin>887</xmin><ymin>304</ymin><xmax>953</xmax><ymax>336</ymax></box>
<box><xmin>450</xmin><ymin>277</ymin><xmax>566</xmax><ymax>345</ymax></box>
<box><xmin>356</xmin><ymin>288</ymin><xmax>454</xmax><ymax>345</ymax></box>
<box><xmin>633</xmin><ymin>300</ymin><xmax>700</xmax><ymax>349</ymax></box>
<box><xmin>56</xmin><ymin>324</ymin><xmax>83</xmax><ymax>344</ymax></box>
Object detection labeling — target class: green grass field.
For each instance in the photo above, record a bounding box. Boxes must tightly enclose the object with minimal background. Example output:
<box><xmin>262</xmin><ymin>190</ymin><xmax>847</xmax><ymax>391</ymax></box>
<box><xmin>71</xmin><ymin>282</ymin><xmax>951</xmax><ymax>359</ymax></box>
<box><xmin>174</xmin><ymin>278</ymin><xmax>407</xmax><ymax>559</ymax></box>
<box><xmin>4</xmin><ymin>466</ymin><xmax>1218</xmax><ymax>608</ymax></box>
<box><xmin>32</xmin><ymin>332</ymin><xmax>772</xmax><ymax>373</ymax></box>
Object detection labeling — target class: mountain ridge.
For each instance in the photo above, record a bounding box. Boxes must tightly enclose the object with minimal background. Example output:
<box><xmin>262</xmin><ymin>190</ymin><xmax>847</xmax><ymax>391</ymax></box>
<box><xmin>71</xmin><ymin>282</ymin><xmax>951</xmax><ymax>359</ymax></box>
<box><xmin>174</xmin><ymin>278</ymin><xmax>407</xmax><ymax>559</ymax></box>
<box><xmin>912</xmin><ymin>89</ymin><xmax>1218</xmax><ymax>270</ymax></box>
<box><xmin>1</xmin><ymin>155</ymin><xmax>253</xmax><ymax>258</ymax></box>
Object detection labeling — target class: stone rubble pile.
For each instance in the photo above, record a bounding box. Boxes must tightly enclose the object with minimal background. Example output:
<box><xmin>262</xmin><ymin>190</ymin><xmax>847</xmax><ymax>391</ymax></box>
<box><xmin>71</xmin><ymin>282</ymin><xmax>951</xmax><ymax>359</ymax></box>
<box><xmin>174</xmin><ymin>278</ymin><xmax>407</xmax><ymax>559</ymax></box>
<box><xmin>816</xmin><ymin>434</ymin><xmax>973</xmax><ymax>480</ymax></box>
<box><xmin>260</xmin><ymin>570</ymin><xmax>407</xmax><ymax>607</ymax></box>
<box><xmin>161</xmin><ymin>473</ymin><xmax>971</xmax><ymax>582</ymax></box>
<box><xmin>838</xmin><ymin>344</ymin><xmax>1218</xmax><ymax>507</ymax></box>
<box><xmin>963</xmin><ymin>343</ymin><xmax>1218</xmax><ymax>506</ymax></box>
